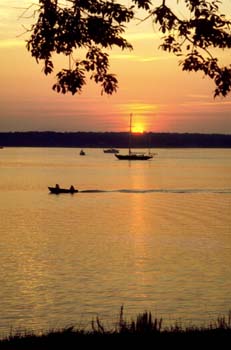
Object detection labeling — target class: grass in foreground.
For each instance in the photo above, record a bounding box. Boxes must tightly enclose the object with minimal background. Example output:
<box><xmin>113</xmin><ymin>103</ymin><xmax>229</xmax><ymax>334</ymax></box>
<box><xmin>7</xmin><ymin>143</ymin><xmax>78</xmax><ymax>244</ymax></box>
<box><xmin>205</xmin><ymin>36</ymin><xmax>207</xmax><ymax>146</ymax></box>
<box><xmin>0</xmin><ymin>307</ymin><xmax>231</xmax><ymax>349</ymax></box>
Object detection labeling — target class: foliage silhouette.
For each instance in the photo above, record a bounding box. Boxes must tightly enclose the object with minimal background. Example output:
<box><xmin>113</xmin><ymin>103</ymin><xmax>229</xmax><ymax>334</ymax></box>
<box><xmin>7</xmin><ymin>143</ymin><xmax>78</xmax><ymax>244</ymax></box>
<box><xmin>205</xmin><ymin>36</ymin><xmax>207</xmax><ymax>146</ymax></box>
<box><xmin>26</xmin><ymin>0</ymin><xmax>231</xmax><ymax>97</ymax></box>
<box><xmin>1</xmin><ymin>309</ymin><xmax>231</xmax><ymax>349</ymax></box>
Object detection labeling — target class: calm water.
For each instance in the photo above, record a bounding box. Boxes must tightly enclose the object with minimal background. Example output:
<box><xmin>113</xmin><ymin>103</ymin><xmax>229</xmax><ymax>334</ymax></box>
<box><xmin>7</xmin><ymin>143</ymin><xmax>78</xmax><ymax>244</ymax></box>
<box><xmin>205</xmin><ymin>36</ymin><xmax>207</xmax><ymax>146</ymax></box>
<box><xmin>0</xmin><ymin>147</ymin><xmax>230</xmax><ymax>335</ymax></box>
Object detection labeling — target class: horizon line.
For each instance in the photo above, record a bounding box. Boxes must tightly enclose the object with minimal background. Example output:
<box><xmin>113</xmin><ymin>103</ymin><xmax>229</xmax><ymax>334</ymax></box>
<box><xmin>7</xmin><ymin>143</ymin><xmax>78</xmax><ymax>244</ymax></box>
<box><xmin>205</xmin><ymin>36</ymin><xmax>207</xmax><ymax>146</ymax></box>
<box><xmin>0</xmin><ymin>131</ymin><xmax>231</xmax><ymax>136</ymax></box>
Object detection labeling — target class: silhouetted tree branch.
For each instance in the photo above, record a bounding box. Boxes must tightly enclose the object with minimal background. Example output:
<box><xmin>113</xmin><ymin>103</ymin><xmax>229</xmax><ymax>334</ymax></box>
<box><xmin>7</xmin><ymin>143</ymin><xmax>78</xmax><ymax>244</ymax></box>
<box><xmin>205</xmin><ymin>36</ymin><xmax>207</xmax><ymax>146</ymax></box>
<box><xmin>26</xmin><ymin>0</ymin><xmax>231</xmax><ymax>97</ymax></box>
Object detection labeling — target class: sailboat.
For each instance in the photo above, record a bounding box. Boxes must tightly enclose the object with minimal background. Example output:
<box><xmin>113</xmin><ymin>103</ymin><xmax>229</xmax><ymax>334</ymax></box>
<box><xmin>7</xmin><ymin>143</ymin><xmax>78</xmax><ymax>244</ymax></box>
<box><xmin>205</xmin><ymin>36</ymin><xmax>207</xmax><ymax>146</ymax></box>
<box><xmin>115</xmin><ymin>114</ymin><xmax>154</xmax><ymax>160</ymax></box>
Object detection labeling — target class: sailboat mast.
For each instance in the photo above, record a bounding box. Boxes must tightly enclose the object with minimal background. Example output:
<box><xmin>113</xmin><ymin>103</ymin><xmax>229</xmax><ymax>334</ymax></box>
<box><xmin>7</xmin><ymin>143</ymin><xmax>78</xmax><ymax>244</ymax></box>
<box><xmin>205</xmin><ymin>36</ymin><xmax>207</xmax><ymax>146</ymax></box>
<box><xmin>129</xmin><ymin>113</ymin><xmax>132</xmax><ymax>155</ymax></box>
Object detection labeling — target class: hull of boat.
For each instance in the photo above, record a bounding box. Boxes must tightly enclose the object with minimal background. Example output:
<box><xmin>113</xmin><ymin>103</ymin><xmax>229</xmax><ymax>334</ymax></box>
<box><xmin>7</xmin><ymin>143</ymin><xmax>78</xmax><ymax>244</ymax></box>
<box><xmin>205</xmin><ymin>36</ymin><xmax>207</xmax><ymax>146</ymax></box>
<box><xmin>48</xmin><ymin>187</ymin><xmax>78</xmax><ymax>194</ymax></box>
<box><xmin>115</xmin><ymin>154</ymin><xmax>153</xmax><ymax>160</ymax></box>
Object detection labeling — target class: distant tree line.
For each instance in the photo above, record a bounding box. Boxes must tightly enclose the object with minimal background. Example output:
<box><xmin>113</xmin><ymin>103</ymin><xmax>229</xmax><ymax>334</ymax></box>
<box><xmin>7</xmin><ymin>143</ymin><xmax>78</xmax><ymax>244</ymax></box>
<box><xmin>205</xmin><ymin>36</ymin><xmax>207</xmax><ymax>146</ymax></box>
<box><xmin>0</xmin><ymin>132</ymin><xmax>231</xmax><ymax>148</ymax></box>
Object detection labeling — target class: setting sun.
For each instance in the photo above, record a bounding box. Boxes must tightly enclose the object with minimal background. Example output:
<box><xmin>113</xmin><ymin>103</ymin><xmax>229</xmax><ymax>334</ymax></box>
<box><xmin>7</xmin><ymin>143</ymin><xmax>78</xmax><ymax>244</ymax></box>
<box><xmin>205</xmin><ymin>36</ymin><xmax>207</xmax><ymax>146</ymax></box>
<box><xmin>132</xmin><ymin>123</ymin><xmax>145</xmax><ymax>133</ymax></box>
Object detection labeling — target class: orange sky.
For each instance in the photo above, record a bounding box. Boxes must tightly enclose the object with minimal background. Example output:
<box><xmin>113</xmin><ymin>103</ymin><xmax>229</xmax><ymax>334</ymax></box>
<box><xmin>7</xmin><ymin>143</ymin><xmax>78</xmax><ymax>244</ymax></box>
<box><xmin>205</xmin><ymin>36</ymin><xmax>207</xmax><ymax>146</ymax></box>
<box><xmin>0</xmin><ymin>0</ymin><xmax>230</xmax><ymax>133</ymax></box>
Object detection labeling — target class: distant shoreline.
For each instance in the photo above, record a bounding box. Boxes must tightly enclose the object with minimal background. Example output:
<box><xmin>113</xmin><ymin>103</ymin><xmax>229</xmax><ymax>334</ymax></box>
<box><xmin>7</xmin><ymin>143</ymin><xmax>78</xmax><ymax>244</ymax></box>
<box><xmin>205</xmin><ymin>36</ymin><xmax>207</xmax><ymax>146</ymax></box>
<box><xmin>0</xmin><ymin>131</ymin><xmax>231</xmax><ymax>148</ymax></box>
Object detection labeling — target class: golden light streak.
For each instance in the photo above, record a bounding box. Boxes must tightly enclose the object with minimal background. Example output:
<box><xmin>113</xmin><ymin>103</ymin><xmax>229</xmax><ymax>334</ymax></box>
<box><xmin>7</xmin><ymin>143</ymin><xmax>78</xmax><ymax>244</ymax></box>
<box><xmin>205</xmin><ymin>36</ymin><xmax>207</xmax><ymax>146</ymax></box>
<box><xmin>132</xmin><ymin>122</ymin><xmax>145</xmax><ymax>134</ymax></box>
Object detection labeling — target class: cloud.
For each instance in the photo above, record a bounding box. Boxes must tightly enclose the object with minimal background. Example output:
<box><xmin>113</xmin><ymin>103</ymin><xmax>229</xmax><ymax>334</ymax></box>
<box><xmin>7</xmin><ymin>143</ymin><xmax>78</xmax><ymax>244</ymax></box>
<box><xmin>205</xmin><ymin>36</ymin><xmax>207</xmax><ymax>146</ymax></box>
<box><xmin>110</xmin><ymin>53</ymin><xmax>172</xmax><ymax>62</ymax></box>
<box><xmin>124</xmin><ymin>32</ymin><xmax>161</xmax><ymax>41</ymax></box>
<box><xmin>0</xmin><ymin>39</ymin><xmax>25</xmax><ymax>48</ymax></box>
<box><xmin>179</xmin><ymin>100</ymin><xmax>231</xmax><ymax>108</ymax></box>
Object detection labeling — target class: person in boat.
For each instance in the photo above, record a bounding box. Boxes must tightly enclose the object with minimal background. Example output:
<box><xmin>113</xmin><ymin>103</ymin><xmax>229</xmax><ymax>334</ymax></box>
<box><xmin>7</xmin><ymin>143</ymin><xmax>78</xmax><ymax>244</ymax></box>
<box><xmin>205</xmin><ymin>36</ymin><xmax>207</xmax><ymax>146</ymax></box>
<box><xmin>55</xmin><ymin>184</ymin><xmax>60</xmax><ymax>189</ymax></box>
<box><xmin>70</xmin><ymin>185</ymin><xmax>75</xmax><ymax>192</ymax></box>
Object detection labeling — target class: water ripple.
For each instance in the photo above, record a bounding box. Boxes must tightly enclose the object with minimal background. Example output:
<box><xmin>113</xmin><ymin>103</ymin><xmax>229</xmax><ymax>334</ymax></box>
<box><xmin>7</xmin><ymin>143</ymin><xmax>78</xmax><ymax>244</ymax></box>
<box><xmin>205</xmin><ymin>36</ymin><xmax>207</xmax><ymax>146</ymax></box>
<box><xmin>78</xmin><ymin>188</ymin><xmax>231</xmax><ymax>194</ymax></box>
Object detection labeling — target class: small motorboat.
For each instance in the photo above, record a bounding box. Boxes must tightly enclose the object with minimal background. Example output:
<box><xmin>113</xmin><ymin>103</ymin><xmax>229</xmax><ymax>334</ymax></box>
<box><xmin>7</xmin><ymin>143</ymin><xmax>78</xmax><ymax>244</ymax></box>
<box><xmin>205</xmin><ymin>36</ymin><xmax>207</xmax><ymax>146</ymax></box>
<box><xmin>80</xmin><ymin>149</ymin><xmax>86</xmax><ymax>155</ymax></box>
<box><xmin>48</xmin><ymin>186</ymin><xmax>78</xmax><ymax>194</ymax></box>
<box><xmin>103</xmin><ymin>148</ymin><xmax>119</xmax><ymax>154</ymax></box>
